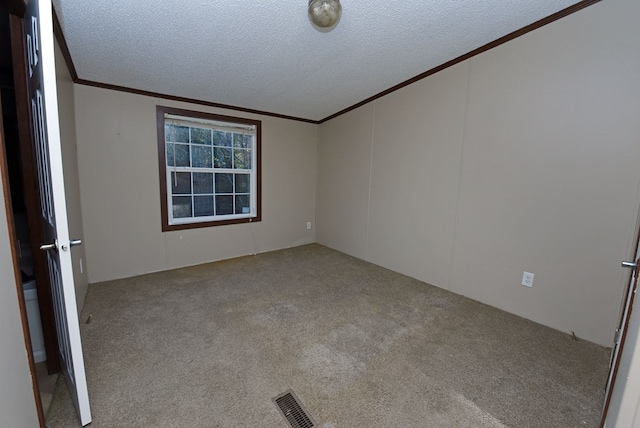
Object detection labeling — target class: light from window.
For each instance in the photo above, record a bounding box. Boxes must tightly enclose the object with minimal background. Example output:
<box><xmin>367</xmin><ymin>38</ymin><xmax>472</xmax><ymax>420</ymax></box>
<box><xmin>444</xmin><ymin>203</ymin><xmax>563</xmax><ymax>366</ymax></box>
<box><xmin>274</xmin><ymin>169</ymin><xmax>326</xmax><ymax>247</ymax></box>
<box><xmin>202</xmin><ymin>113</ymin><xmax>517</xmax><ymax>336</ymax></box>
<box><xmin>157</xmin><ymin>106</ymin><xmax>261</xmax><ymax>231</ymax></box>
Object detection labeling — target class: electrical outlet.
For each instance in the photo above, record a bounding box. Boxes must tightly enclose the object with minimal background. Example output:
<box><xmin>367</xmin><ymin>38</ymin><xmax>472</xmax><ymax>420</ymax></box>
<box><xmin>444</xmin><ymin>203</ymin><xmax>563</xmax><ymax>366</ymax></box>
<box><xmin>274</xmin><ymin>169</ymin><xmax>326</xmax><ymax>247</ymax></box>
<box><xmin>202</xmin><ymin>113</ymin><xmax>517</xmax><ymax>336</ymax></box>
<box><xmin>306</xmin><ymin>222</ymin><xmax>312</xmax><ymax>230</ymax></box>
<box><xmin>522</xmin><ymin>271</ymin><xmax>534</xmax><ymax>287</ymax></box>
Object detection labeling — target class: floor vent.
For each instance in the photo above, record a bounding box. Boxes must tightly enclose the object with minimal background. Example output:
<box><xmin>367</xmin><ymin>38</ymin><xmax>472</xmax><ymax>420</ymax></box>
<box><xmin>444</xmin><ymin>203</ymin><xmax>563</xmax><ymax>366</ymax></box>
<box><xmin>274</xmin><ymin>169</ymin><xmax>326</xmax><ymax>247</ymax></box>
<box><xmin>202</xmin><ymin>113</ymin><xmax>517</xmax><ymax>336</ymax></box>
<box><xmin>272</xmin><ymin>389</ymin><xmax>316</xmax><ymax>428</ymax></box>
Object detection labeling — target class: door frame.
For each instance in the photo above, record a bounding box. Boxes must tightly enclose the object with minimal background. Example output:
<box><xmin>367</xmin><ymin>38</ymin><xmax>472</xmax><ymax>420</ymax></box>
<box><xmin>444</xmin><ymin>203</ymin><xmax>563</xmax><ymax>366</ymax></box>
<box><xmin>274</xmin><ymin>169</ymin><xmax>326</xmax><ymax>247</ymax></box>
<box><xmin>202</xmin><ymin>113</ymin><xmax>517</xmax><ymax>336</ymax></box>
<box><xmin>0</xmin><ymin>71</ymin><xmax>46</xmax><ymax>428</ymax></box>
<box><xmin>2</xmin><ymin>0</ymin><xmax>65</xmax><ymax>426</ymax></box>
<box><xmin>8</xmin><ymin>0</ymin><xmax>61</xmax><ymax>375</ymax></box>
<box><xmin>599</xmin><ymin>209</ymin><xmax>640</xmax><ymax>426</ymax></box>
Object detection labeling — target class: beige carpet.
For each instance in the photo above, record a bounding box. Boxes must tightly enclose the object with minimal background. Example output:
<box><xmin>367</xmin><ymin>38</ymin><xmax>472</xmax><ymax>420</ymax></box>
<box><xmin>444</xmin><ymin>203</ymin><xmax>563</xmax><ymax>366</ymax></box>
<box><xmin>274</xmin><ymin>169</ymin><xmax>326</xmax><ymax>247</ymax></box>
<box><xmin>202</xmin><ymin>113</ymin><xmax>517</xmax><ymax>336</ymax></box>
<box><xmin>47</xmin><ymin>244</ymin><xmax>610</xmax><ymax>427</ymax></box>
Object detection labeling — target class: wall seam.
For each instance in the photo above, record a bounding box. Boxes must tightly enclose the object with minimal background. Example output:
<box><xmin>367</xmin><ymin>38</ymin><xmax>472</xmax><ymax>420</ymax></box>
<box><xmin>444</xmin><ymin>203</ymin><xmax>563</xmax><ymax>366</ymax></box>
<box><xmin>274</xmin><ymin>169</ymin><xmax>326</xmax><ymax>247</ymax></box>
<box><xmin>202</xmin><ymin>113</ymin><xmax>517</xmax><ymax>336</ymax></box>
<box><xmin>447</xmin><ymin>60</ymin><xmax>474</xmax><ymax>292</ymax></box>
<box><xmin>364</xmin><ymin>101</ymin><xmax>376</xmax><ymax>261</ymax></box>
<box><xmin>314</xmin><ymin>122</ymin><xmax>321</xmax><ymax>244</ymax></box>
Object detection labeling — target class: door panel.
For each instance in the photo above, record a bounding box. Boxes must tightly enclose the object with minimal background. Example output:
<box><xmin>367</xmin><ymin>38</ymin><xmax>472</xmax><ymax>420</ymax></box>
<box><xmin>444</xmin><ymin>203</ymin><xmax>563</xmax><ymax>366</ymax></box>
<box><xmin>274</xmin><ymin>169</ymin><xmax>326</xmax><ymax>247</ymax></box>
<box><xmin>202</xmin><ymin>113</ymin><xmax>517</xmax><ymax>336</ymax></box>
<box><xmin>600</xmin><ymin>227</ymin><xmax>640</xmax><ymax>426</ymax></box>
<box><xmin>9</xmin><ymin>8</ymin><xmax>61</xmax><ymax>375</ymax></box>
<box><xmin>23</xmin><ymin>0</ymin><xmax>91</xmax><ymax>425</ymax></box>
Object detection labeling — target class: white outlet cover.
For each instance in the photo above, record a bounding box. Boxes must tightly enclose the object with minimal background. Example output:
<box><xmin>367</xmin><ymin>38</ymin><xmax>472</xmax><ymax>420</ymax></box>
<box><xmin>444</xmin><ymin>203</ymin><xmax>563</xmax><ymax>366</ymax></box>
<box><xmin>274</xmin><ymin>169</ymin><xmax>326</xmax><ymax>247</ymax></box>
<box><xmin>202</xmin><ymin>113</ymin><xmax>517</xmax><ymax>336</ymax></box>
<box><xmin>306</xmin><ymin>222</ymin><xmax>312</xmax><ymax>230</ymax></box>
<box><xmin>522</xmin><ymin>272</ymin><xmax>534</xmax><ymax>287</ymax></box>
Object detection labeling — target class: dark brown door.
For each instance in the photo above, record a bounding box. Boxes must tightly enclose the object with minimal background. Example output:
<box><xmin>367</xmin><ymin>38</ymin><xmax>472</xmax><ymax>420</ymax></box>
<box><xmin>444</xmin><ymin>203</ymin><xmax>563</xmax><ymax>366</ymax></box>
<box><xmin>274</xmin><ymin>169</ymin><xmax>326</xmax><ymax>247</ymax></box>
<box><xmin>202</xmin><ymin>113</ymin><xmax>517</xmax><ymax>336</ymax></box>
<box><xmin>8</xmin><ymin>0</ymin><xmax>61</xmax><ymax>376</ymax></box>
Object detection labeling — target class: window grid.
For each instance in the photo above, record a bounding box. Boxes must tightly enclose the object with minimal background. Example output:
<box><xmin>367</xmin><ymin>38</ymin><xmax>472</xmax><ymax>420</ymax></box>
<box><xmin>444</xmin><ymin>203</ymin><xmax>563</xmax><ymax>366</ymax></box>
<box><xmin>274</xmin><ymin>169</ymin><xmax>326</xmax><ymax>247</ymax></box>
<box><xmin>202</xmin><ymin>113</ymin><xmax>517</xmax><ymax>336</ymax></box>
<box><xmin>161</xmin><ymin>111</ymin><xmax>259</xmax><ymax>227</ymax></box>
<box><xmin>168</xmin><ymin>170</ymin><xmax>251</xmax><ymax>219</ymax></box>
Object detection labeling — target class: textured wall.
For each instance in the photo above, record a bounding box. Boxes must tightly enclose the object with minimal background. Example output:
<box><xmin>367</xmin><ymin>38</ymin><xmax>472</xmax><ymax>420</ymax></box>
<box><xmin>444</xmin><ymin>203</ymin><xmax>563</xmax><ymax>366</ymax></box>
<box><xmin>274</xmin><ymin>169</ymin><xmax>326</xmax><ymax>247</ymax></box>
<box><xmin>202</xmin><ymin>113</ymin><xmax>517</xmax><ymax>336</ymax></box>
<box><xmin>73</xmin><ymin>87</ymin><xmax>318</xmax><ymax>283</ymax></box>
<box><xmin>317</xmin><ymin>0</ymin><xmax>640</xmax><ymax>347</ymax></box>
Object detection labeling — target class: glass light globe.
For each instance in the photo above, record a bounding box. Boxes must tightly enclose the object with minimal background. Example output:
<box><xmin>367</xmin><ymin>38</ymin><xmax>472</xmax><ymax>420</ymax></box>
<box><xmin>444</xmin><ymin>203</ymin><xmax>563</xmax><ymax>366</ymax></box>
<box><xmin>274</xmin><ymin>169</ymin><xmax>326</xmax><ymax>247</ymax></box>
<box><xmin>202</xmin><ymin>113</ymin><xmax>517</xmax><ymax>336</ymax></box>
<box><xmin>308</xmin><ymin>0</ymin><xmax>342</xmax><ymax>31</ymax></box>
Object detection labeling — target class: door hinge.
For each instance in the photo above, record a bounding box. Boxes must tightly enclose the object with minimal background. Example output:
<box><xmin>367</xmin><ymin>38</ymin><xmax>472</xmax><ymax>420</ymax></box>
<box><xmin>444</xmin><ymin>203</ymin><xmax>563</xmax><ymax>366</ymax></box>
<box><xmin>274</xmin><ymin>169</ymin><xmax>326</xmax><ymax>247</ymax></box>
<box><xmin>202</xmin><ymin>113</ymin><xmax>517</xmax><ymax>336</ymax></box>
<box><xmin>614</xmin><ymin>328</ymin><xmax>622</xmax><ymax>345</ymax></box>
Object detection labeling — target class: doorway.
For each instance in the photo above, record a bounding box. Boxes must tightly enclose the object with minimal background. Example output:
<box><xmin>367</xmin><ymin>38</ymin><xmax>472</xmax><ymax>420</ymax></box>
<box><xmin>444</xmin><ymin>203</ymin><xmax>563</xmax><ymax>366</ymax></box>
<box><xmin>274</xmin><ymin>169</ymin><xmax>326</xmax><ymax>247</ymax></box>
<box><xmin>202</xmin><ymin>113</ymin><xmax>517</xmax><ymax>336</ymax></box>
<box><xmin>0</xmin><ymin>0</ymin><xmax>59</xmax><ymax>418</ymax></box>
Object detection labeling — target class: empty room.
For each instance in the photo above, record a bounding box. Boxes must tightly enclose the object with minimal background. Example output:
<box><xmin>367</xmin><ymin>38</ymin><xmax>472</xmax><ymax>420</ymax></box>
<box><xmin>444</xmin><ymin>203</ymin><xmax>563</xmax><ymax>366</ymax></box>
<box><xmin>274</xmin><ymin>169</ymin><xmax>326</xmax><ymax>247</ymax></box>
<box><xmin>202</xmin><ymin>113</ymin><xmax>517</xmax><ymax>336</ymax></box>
<box><xmin>2</xmin><ymin>0</ymin><xmax>640</xmax><ymax>427</ymax></box>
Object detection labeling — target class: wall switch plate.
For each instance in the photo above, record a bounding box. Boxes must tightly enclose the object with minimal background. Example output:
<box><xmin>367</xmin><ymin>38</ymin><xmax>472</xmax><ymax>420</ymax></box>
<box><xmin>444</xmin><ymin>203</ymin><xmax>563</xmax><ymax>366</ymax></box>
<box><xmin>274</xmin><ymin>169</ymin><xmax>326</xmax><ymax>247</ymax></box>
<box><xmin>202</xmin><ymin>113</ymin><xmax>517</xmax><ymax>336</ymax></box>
<box><xmin>306</xmin><ymin>222</ymin><xmax>312</xmax><ymax>230</ymax></box>
<box><xmin>522</xmin><ymin>271</ymin><xmax>534</xmax><ymax>287</ymax></box>
<box><xmin>80</xmin><ymin>258</ymin><xmax>84</xmax><ymax>274</ymax></box>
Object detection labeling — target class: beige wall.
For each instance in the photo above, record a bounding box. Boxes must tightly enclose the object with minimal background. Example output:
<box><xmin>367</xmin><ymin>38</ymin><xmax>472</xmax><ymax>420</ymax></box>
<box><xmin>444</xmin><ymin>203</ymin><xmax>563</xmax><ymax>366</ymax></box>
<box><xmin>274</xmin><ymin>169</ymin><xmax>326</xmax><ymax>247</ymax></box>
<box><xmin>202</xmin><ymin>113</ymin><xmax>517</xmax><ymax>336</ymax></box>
<box><xmin>55</xmin><ymin>40</ymin><xmax>89</xmax><ymax>311</ymax></box>
<box><xmin>73</xmin><ymin>86</ymin><xmax>318</xmax><ymax>283</ymax></box>
<box><xmin>317</xmin><ymin>0</ymin><xmax>640</xmax><ymax>347</ymax></box>
<box><xmin>368</xmin><ymin>62</ymin><xmax>468</xmax><ymax>288</ymax></box>
<box><xmin>316</xmin><ymin>103</ymin><xmax>374</xmax><ymax>260</ymax></box>
<box><xmin>0</xmin><ymin>163</ymin><xmax>39</xmax><ymax>426</ymax></box>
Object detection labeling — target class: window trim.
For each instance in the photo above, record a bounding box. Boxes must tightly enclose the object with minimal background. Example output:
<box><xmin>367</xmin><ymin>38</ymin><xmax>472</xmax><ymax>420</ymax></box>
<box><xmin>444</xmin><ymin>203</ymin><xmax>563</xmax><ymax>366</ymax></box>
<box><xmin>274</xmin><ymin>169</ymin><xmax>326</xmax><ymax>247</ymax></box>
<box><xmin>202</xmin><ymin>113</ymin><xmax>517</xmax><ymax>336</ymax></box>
<box><xmin>156</xmin><ymin>106</ymin><xmax>262</xmax><ymax>231</ymax></box>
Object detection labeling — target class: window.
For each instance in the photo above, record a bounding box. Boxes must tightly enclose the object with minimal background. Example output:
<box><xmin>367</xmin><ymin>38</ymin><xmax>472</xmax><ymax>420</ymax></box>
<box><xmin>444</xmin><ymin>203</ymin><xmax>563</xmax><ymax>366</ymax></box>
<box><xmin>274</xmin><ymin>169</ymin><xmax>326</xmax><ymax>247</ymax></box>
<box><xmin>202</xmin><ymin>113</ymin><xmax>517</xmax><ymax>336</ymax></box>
<box><xmin>157</xmin><ymin>106</ymin><xmax>261</xmax><ymax>231</ymax></box>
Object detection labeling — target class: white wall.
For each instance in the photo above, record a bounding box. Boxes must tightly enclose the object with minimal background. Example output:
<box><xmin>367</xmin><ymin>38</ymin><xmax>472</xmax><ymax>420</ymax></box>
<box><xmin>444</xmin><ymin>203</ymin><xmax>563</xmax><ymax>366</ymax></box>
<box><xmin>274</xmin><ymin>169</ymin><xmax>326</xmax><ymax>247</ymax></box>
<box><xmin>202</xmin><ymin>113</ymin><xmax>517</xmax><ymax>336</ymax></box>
<box><xmin>0</xmin><ymin>149</ymin><xmax>39</xmax><ymax>427</ymax></box>
<box><xmin>73</xmin><ymin>86</ymin><xmax>318</xmax><ymax>283</ymax></box>
<box><xmin>55</xmin><ymin>40</ymin><xmax>88</xmax><ymax>311</ymax></box>
<box><xmin>316</xmin><ymin>0</ymin><xmax>640</xmax><ymax>347</ymax></box>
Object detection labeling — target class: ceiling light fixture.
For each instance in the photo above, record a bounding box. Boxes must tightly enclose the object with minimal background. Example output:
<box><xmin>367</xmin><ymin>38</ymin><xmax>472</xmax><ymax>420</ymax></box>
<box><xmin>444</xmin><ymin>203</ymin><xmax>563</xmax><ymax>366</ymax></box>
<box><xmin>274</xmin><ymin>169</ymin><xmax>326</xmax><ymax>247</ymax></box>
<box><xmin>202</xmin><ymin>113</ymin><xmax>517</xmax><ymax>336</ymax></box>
<box><xmin>308</xmin><ymin>0</ymin><xmax>342</xmax><ymax>32</ymax></box>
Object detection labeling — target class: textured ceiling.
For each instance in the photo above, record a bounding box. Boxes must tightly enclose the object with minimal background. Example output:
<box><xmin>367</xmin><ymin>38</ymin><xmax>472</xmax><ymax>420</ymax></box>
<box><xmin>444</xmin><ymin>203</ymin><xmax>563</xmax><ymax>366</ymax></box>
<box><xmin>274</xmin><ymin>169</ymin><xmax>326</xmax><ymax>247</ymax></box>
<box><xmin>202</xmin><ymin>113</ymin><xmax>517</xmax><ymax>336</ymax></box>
<box><xmin>52</xmin><ymin>0</ymin><xmax>583</xmax><ymax>122</ymax></box>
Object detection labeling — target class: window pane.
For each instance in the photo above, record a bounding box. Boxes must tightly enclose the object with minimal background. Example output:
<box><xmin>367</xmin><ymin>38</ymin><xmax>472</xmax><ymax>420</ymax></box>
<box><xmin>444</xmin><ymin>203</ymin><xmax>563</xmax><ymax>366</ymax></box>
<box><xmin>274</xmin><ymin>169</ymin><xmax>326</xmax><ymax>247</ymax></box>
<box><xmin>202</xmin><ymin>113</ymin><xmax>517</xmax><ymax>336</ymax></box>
<box><xmin>215</xmin><ymin>173</ymin><xmax>233</xmax><ymax>194</ymax></box>
<box><xmin>193</xmin><ymin>173</ymin><xmax>213</xmax><ymax>194</ymax></box>
<box><xmin>215</xmin><ymin>195</ymin><xmax>233</xmax><ymax>215</ymax></box>
<box><xmin>213</xmin><ymin>130</ymin><xmax>232</xmax><ymax>147</ymax></box>
<box><xmin>166</xmin><ymin>143</ymin><xmax>174</xmax><ymax>166</ymax></box>
<box><xmin>214</xmin><ymin>147</ymin><xmax>232</xmax><ymax>168</ymax></box>
<box><xmin>166</xmin><ymin>143</ymin><xmax>190</xmax><ymax>167</ymax></box>
<box><xmin>235</xmin><ymin>194</ymin><xmax>250</xmax><ymax>214</ymax></box>
<box><xmin>235</xmin><ymin>174</ymin><xmax>250</xmax><ymax>193</ymax></box>
<box><xmin>233</xmin><ymin>133</ymin><xmax>251</xmax><ymax>148</ymax></box>
<box><xmin>234</xmin><ymin>148</ymin><xmax>251</xmax><ymax>169</ymax></box>
<box><xmin>172</xmin><ymin>196</ymin><xmax>192</xmax><ymax>218</ymax></box>
<box><xmin>192</xmin><ymin>146</ymin><xmax>212</xmax><ymax>168</ymax></box>
<box><xmin>191</xmin><ymin>127</ymin><xmax>212</xmax><ymax>145</ymax></box>
<box><xmin>166</xmin><ymin>124</ymin><xmax>189</xmax><ymax>143</ymax></box>
<box><xmin>171</xmin><ymin>172</ymin><xmax>191</xmax><ymax>194</ymax></box>
<box><xmin>194</xmin><ymin>196</ymin><xmax>214</xmax><ymax>217</ymax></box>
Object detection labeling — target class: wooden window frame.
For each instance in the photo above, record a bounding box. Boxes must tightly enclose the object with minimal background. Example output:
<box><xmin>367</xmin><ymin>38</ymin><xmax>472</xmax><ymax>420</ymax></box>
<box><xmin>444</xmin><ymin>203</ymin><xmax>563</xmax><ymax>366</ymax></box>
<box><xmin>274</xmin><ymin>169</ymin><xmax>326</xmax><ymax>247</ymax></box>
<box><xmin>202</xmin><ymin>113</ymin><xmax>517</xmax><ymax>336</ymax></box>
<box><xmin>156</xmin><ymin>106</ymin><xmax>262</xmax><ymax>231</ymax></box>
